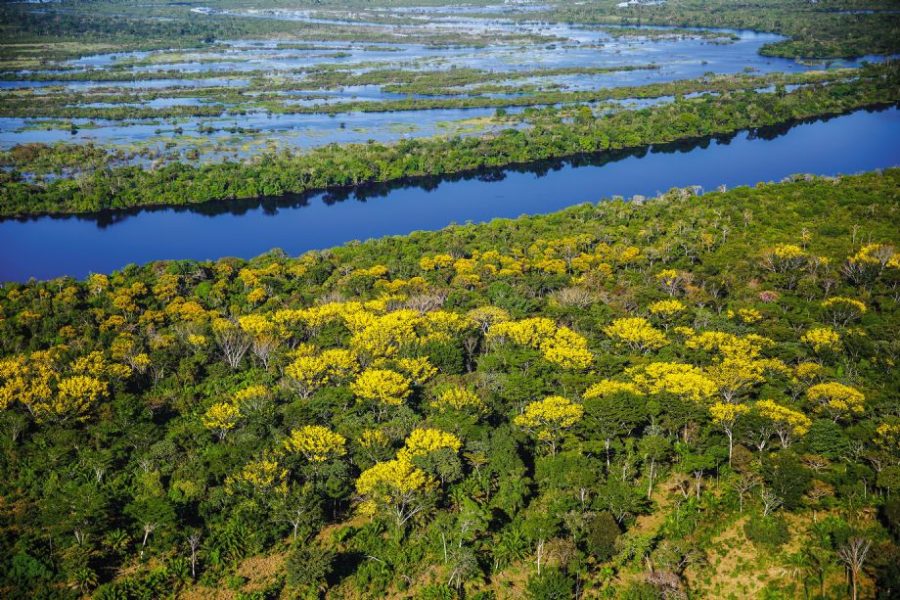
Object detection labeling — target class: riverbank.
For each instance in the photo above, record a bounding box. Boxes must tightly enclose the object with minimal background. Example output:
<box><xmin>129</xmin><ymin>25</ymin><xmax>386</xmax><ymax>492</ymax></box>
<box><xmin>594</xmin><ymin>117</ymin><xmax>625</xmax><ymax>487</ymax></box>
<box><xmin>1</xmin><ymin>61</ymin><xmax>897</xmax><ymax>219</ymax></box>
<box><xmin>2</xmin><ymin>106</ymin><xmax>897</xmax><ymax>281</ymax></box>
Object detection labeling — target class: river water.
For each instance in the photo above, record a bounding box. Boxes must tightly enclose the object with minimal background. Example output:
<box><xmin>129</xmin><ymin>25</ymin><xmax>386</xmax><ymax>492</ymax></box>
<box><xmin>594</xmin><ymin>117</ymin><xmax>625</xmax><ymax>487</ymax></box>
<box><xmin>1</xmin><ymin>106</ymin><xmax>897</xmax><ymax>282</ymax></box>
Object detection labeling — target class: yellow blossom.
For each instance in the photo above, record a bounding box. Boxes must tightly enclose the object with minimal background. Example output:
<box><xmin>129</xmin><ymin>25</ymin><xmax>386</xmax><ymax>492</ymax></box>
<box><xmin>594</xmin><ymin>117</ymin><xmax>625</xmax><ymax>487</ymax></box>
<box><xmin>806</xmin><ymin>382</ymin><xmax>864</xmax><ymax>420</ymax></box>
<box><xmin>603</xmin><ymin>317</ymin><xmax>668</xmax><ymax>353</ymax></box>
<box><xmin>351</xmin><ymin>369</ymin><xmax>412</xmax><ymax>406</ymax></box>
<box><xmin>514</xmin><ymin>396</ymin><xmax>584</xmax><ymax>454</ymax></box>
<box><xmin>801</xmin><ymin>327</ymin><xmax>841</xmax><ymax>353</ymax></box>
<box><xmin>284</xmin><ymin>425</ymin><xmax>347</xmax><ymax>463</ymax></box>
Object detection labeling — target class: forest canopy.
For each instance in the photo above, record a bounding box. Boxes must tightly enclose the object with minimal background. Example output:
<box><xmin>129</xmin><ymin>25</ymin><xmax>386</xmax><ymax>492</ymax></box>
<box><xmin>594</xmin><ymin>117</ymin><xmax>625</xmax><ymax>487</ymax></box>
<box><xmin>1</xmin><ymin>170</ymin><xmax>898</xmax><ymax>598</ymax></box>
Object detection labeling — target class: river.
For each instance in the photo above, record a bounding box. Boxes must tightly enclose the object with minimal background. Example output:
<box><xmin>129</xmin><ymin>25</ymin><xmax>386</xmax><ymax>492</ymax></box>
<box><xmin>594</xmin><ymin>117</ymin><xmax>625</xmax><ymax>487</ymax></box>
<box><xmin>1</xmin><ymin>106</ymin><xmax>897</xmax><ymax>282</ymax></box>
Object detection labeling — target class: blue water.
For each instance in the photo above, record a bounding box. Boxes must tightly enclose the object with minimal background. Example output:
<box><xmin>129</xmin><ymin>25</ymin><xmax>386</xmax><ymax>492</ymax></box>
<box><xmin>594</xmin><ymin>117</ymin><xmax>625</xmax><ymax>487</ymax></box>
<box><xmin>1</xmin><ymin>106</ymin><xmax>898</xmax><ymax>282</ymax></box>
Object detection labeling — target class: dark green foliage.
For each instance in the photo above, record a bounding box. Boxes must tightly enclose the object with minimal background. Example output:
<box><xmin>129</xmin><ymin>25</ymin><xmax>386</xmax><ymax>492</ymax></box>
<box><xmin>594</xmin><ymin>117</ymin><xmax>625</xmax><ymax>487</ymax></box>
<box><xmin>761</xmin><ymin>452</ymin><xmax>812</xmax><ymax>510</ymax></box>
<box><xmin>743</xmin><ymin>515</ymin><xmax>791</xmax><ymax>550</ymax></box>
<box><xmin>525</xmin><ymin>568</ymin><xmax>574</xmax><ymax>600</ymax></box>
<box><xmin>584</xmin><ymin>511</ymin><xmax>621</xmax><ymax>561</ymax></box>
<box><xmin>882</xmin><ymin>496</ymin><xmax>900</xmax><ymax>541</ymax></box>
<box><xmin>286</xmin><ymin>541</ymin><xmax>334</xmax><ymax>591</ymax></box>
<box><xmin>802</xmin><ymin>419</ymin><xmax>851</xmax><ymax>459</ymax></box>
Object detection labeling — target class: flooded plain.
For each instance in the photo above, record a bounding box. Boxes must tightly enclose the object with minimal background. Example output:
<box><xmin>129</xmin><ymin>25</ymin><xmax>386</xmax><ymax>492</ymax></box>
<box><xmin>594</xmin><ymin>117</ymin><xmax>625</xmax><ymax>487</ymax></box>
<box><xmin>0</xmin><ymin>5</ymin><xmax>884</xmax><ymax>162</ymax></box>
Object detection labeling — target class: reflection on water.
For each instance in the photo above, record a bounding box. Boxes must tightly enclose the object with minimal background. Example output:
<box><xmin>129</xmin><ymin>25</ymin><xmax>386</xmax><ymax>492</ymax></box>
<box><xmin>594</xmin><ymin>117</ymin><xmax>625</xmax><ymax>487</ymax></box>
<box><xmin>1</xmin><ymin>107</ymin><xmax>897</xmax><ymax>281</ymax></box>
<box><xmin>0</xmin><ymin>14</ymin><xmax>888</xmax><ymax>156</ymax></box>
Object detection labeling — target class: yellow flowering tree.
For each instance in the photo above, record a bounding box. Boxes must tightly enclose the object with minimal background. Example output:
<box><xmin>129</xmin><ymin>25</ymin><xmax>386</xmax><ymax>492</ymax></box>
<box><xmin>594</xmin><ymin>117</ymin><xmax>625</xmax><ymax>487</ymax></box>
<box><xmin>487</xmin><ymin>318</ymin><xmax>593</xmax><ymax>369</ymax></box>
<box><xmin>430</xmin><ymin>386</ymin><xmax>487</xmax><ymax>416</ymax></box>
<box><xmin>762</xmin><ymin>244</ymin><xmax>807</xmax><ymax>273</ymax></box>
<box><xmin>648</xmin><ymin>299</ymin><xmax>686</xmax><ymax>329</ymax></box>
<box><xmin>844</xmin><ymin>242</ymin><xmax>896</xmax><ymax>284</ymax></box>
<box><xmin>514</xmin><ymin>396</ymin><xmax>584</xmax><ymax>455</ymax></box>
<box><xmin>32</xmin><ymin>375</ymin><xmax>108</xmax><ymax>424</ymax></box>
<box><xmin>202</xmin><ymin>402</ymin><xmax>241</xmax><ymax>440</ymax></box>
<box><xmin>806</xmin><ymin>382</ymin><xmax>865</xmax><ymax>421</ymax></box>
<box><xmin>603</xmin><ymin>317</ymin><xmax>668</xmax><ymax>353</ymax></box>
<box><xmin>583</xmin><ymin>380</ymin><xmax>643</xmax><ymax>399</ymax></box>
<box><xmin>349</xmin><ymin>309</ymin><xmax>420</xmax><ymax>362</ymax></box>
<box><xmin>226</xmin><ymin>458</ymin><xmax>288</xmax><ymax>496</ymax></box>
<box><xmin>351</xmin><ymin>369</ymin><xmax>412</xmax><ymax>418</ymax></box>
<box><xmin>237</xmin><ymin>314</ymin><xmax>285</xmax><ymax>371</ymax></box>
<box><xmin>284</xmin><ymin>425</ymin><xmax>347</xmax><ymax>464</ymax></box>
<box><xmin>821</xmin><ymin>297</ymin><xmax>867</xmax><ymax>326</ymax></box>
<box><xmin>398</xmin><ymin>428</ymin><xmax>462</xmax><ymax>462</ymax></box>
<box><xmin>709</xmin><ymin>402</ymin><xmax>750</xmax><ymax>465</ymax></box>
<box><xmin>357</xmin><ymin>428</ymin><xmax>391</xmax><ymax>463</ymax></box>
<box><xmin>706</xmin><ymin>356</ymin><xmax>784</xmax><ymax>403</ymax></box>
<box><xmin>628</xmin><ymin>362</ymin><xmax>718</xmax><ymax>403</ymax></box>
<box><xmin>466</xmin><ymin>306</ymin><xmax>510</xmax><ymax>333</ymax></box>
<box><xmin>656</xmin><ymin>269</ymin><xmax>687</xmax><ymax>296</ymax></box>
<box><xmin>755</xmin><ymin>400</ymin><xmax>811</xmax><ymax>448</ymax></box>
<box><xmin>801</xmin><ymin>327</ymin><xmax>842</xmax><ymax>354</ymax></box>
<box><xmin>355</xmin><ymin>459</ymin><xmax>436</xmax><ymax>528</ymax></box>
<box><xmin>874</xmin><ymin>422</ymin><xmax>900</xmax><ymax>464</ymax></box>
<box><xmin>395</xmin><ymin>357</ymin><xmax>438</xmax><ymax>386</ymax></box>
<box><xmin>284</xmin><ymin>355</ymin><xmax>329</xmax><ymax>399</ymax></box>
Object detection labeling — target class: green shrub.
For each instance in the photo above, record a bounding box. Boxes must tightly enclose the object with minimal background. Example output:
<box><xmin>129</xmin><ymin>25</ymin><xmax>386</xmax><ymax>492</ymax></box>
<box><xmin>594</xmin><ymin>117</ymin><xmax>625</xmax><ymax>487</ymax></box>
<box><xmin>744</xmin><ymin>515</ymin><xmax>791</xmax><ymax>550</ymax></box>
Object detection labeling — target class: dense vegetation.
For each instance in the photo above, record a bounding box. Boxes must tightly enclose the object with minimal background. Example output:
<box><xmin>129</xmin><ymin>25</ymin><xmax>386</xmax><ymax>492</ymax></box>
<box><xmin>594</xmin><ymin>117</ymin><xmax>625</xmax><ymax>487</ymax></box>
<box><xmin>1</xmin><ymin>170</ymin><xmax>899</xmax><ymax>598</ymax></box>
<box><xmin>551</xmin><ymin>0</ymin><xmax>900</xmax><ymax>59</ymax></box>
<box><xmin>2</xmin><ymin>62</ymin><xmax>897</xmax><ymax>217</ymax></box>
<box><xmin>2</xmin><ymin>0</ymin><xmax>896</xmax><ymax>64</ymax></box>
<box><xmin>0</xmin><ymin>1</ymin><xmax>542</xmax><ymax>69</ymax></box>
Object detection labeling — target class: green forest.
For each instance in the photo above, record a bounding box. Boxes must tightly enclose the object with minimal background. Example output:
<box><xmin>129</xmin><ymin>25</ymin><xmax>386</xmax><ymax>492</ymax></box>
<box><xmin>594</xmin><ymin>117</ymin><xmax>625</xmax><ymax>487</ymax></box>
<box><xmin>1</xmin><ymin>171</ymin><xmax>898</xmax><ymax>598</ymax></box>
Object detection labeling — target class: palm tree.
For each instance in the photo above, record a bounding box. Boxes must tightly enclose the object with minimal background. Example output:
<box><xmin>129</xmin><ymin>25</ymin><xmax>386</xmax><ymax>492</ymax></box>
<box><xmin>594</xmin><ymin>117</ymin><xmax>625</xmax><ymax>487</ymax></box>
<box><xmin>783</xmin><ymin>550</ymin><xmax>811</xmax><ymax>599</ymax></box>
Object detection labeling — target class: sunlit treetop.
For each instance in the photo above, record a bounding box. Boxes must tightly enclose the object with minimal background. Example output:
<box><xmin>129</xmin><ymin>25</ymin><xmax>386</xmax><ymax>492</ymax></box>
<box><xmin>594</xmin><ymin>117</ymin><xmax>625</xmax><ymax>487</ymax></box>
<box><xmin>734</xmin><ymin>308</ymin><xmax>763</xmax><ymax>324</ymax></box>
<box><xmin>419</xmin><ymin>254</ymin><xmax>455</xmax><ymax>271</ymax></box>
<box><xmin>514</xmin><ymin>395</ymin><xmax>584</xmax><ymax>447</ymax></box>
<box><xmin>801</xmin><ymin>327</ymin><xmax>842</xmax><ymax>353</ymax></box>
<box><xmin>226</xmin><ymin>457</ymin><xmax>288</xmax><ymax>495</ymax></box>
<box><xmin>849</xmin><ymin>243</ymin><xmax>897</xmax><ymax>268</ymax></box>
<box><xmin>685</xmin><ymin>330</ymin><xmax>773</xmax><ymax>360</ymax></box>
<box><xmin>656</xmin><ymin>268</ymin><xmax>688</xmax><ymax>295</ymax></box>
<box><xmin>648</xmin><ymin>299</ymin><xmax>686</xmax><ymax>317</ymax></box>
<box><xmin>393</xmin><ymin>357</ymin><xmax>438</xmax><ymax>385</ymax></box>
<box><xmin>582</xmin><ymin>379</ymin><xmax>643</xmax><ymax>399</ymax></box>
<box><xmin>349</xmin><ymin>309</ymin><xmax>420</xmax><ymax>359</ymax></box>
<box><xmin>487</xmin><ymin>317</ymin><xmax>557</xmax><ymax>348</ymax></box>
<box><xmin>874</xmin><ymin>421</ymin><xmax>900</xmax><ymax>455</ymax></box>
<box><xmin>430</xmin><ymin>386</ymin><xmax>487</xmax><ymax>414</ymax></box>
<box><xmin>709</xmin><ymin>401</ymin><xmax>750</xmax><ymax>425</ymax></box>
<box><xmin>488</xmin><ymin>318</ymin><xmax>593</xmax><ymax>369</ymax></box>
<box><xmin>627</xmin><ymin>362</ymin><xmax>718</xmax><ymax>402</ymax></box>
<box><xmin>706</xmin><ymin>355</ymin><xmax>787</xmax><ymax>403</ymax></box>
<box><xmin>355</xmin><ymin>458</ymin><xmax>436</xmax><ymax>522</ymax></box>
<box><xmin>283</xmin><ymin>425</ymin><xmax>348</xmax><ymax>463</ymax></box>
<box><xmin>202</xmin><ymin>402</ymin><xmax>241</xmax><ymax>440</ymax></box>
<box><xmin>397</xmin><ymin>428</ymin><xmax>462</xmax><ymax>461</ymax></box>
<box><xmin>351</xmin><ymin>368</ymin><xmax>412</xmax><ymax>406</ymax></box>
<box><xmin>806</xmin><ymin>382</ymin><xmax>865</xmax><ymax>420</ymax></box>
<box><xmin>755</xmin><ymin>399</ymin><xmax>811</xmax><ymax>436</ymax></box>
<box><xmin>603</xmin><ymin>317</ymin><xmax>668</xmax><ymax>353</ymax></box>
<box><xmin>466</xmin><ymin>306</ymin><xmax>511</xmax><ymax>333</ymax></box>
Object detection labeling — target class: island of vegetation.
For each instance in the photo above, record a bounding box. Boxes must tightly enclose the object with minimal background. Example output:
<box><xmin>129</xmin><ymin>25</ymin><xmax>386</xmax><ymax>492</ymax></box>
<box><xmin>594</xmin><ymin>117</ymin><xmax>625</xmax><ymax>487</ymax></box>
<box><xmin>1</xmin><ymin>170</ymin><xmax>899</xmax><ymax>598</ymax></box>
<box><xmin>2</xmin><ymin>62</ymin><xmax>898</xmax><ymax>217</ymax></box>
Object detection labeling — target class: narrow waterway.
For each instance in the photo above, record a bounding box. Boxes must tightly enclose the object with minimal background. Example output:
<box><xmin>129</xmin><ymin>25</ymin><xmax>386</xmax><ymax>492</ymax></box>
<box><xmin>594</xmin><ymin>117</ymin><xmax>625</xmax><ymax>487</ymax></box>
<box><xmin>1</xmin><ymin>106</ymin><xmax>897</xmax><ymax>281</ymax></box>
